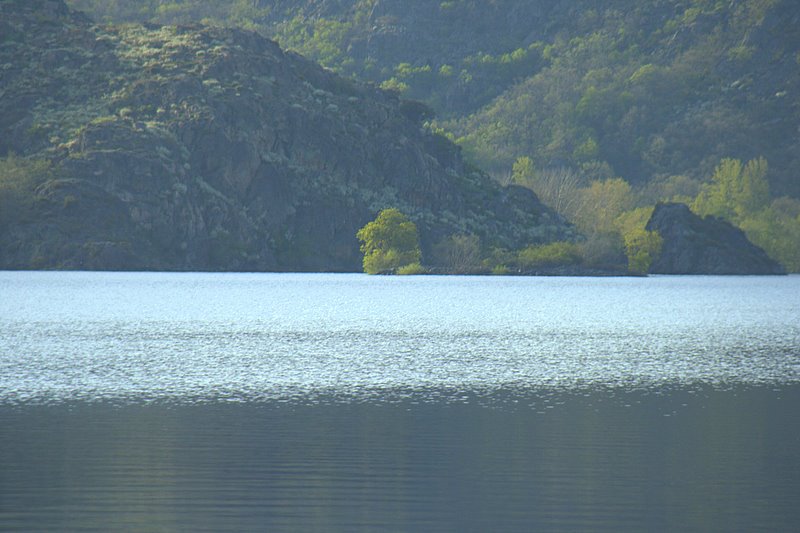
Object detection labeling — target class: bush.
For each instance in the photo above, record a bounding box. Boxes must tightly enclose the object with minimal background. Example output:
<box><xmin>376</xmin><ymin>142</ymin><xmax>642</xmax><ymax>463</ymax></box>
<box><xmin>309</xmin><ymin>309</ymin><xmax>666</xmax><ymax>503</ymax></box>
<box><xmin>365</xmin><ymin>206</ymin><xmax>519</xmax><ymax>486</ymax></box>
<box><xmin>356</xmin><ymin>208</ymin><xmax>421</xmax><ymax>274</ymax></box>
<box><xmin>624</xmin><ymin>229</ymin><xmax>663</xmax><ymax>274</ymax></box>
<box><xmin>491</xmin><ymin>264</ymin><xmax>510</xmax><ymax>275</ymax></box>
<box><xmin>579</xmin><ymin>232</ymin><xmax>626</xmax><ymax>269</ymax></box>
<box><xmin>516</xmin><ymin>241</ymin><xmax>582</xmax><ymax>268</ymax></box>
<box><xmin>397</xmin><ymin>262</ymin><xmax>427</xmax><ymax>275</ymax></box>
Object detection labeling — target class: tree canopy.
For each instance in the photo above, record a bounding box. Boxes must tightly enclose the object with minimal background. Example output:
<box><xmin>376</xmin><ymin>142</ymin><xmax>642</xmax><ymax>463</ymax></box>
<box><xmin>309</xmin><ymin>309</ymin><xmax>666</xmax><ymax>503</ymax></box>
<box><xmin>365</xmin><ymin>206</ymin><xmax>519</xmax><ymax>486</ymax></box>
<box><xmin>356</xmin><ymin>208</ymin><xmax>421</xmax><ymax>274</ymax></box>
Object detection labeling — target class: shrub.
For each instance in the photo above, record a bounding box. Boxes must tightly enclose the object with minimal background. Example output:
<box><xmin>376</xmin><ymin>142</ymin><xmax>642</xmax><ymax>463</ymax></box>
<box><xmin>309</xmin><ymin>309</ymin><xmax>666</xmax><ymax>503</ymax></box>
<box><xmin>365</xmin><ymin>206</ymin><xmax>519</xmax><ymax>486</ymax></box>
<box><xmin>624</xmin><ymin>229</ymin><xmax>663</xmax><ymax>274</ymax></box>
<box><xmin>356</xmin><ymin>208</ymin><xmax>421</xmax><ymax>274</ymax></box>
<box><xmin>397</xmin><ymin>262</ymin><xmax>427</xmax><ymax>275</ymax></box>
<box><xmin>516</xmin><ymin>241</ymin><xmax>582</xmax><ymax>268</ymax></box>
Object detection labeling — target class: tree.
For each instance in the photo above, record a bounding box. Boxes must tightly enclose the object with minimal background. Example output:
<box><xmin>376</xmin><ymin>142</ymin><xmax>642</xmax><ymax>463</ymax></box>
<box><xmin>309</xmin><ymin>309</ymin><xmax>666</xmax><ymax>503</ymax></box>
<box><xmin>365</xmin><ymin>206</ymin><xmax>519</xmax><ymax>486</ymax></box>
<box><xmin>624</xmin><ymin>229</ymin><xmax>663</xmax><ymax>274</ymax></box>
<box><xmin>356</xmin><ymin>208</ymin><xmax>421</xmax><ymax>274</ymax></box>
<box><xmin>573</xmin><ymin>177</ymin><xmax>634</xmax><ymax>234</ymax></box>
<box><xmin>511</xmin><ymin>156</ymin><xmax>535</xmax><ymax>185</ymax></box>
<box><xmin>693</xmin><ymin>157</ymin><xmax>770</xmax><ymax>221</ymax></box>
<box><xmin>516</xmin><ymin>241</ymin><xmax>582</xmax><ymax>269</ymax></box>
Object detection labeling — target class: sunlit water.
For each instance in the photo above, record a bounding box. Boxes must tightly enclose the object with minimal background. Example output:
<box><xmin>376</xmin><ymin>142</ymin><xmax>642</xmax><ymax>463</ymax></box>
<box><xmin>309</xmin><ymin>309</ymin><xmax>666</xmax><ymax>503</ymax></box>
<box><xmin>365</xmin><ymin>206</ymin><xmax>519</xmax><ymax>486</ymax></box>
<box><xmin>1</xmin><ymin>272</ymin><xmax>799</xmax><ymax>531</ymax></box>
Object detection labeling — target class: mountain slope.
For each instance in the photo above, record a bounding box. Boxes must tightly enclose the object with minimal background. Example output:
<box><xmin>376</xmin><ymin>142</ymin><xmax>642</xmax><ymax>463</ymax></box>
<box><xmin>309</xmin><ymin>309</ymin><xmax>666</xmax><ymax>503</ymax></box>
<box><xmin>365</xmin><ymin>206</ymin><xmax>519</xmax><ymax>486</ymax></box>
<box><xmin>64</xmin><ymin>1</ymin><xmax>800</xmax><ymax>196</ymax></box>
<box><xmin>0</xmin><ymin>0</ymin><xmax>574</xmax><ymax>271</ymax></box>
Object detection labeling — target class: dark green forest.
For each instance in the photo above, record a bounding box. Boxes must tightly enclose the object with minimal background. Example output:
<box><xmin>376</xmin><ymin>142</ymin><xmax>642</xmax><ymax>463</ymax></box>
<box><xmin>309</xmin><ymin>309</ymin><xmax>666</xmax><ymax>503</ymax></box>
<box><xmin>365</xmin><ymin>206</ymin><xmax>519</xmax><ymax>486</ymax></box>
<box><xmin>57</xmin><ymin>0</ymin><xmax>800</xmax><ymax>272</ymax></box>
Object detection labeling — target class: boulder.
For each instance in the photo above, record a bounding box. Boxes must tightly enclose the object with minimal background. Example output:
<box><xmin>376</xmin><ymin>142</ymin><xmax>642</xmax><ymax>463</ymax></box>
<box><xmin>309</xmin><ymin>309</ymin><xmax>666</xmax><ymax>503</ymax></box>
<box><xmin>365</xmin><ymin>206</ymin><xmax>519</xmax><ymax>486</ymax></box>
<box><xmin>645</xmin><ymin>202</ymin><xmax>784</xmax><ymax>275</ymax></box>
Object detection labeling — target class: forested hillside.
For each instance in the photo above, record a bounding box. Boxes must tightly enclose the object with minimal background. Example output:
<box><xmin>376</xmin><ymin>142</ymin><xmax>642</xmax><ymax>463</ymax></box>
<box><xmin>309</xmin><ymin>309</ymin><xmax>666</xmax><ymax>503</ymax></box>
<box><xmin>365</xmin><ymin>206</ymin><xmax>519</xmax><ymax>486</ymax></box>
<box><xmin>66</xmin><ymin>1</ymin><xmax>800</xmax><ymax>188</ymax></box>
<box><xmin>1</xmin><ymin>0</ymin><xmax>574</xmax><ymax>271</ymax></box>
<box><xmin>62</xmin><ymin>0</ymin><xmax>800</xmax><ymax>271</ymax></box>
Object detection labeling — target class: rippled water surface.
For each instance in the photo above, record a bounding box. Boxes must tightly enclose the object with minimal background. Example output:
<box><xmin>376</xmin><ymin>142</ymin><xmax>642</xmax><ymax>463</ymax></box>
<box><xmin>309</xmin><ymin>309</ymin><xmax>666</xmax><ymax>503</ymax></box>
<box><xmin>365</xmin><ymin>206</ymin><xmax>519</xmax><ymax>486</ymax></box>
<box><xmin>2</xmin><ymin>272</ymin><xmax>799</xmax><ymax>403</ymax></box>
<box><xmin>1</xmin><ymin>272</ymin><xmax>799</xmax><ymax>531</ymax></box>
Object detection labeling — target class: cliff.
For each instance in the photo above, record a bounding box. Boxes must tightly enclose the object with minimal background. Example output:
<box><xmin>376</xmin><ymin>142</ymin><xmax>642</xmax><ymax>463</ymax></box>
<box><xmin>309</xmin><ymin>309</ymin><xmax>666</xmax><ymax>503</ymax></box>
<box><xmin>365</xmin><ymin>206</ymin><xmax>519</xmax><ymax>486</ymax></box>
<box><xmin>645</xmin><ymin>203</ymin><xmax>785</xmax><ymax>275</ymax></box>
<box><xmin>0</xmin><ymin>0</ymin><xmax>575</xmax><ymax>271</ymax></box>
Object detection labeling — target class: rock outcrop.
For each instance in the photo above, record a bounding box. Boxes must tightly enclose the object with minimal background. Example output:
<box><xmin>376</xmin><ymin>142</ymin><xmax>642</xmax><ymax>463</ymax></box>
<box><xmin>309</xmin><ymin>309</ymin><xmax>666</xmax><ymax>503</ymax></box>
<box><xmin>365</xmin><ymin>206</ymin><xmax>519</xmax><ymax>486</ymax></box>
<box><xmin>645</xmin><ymin>203</ymin><xmax>785</xmax><ymax>275</ymax></box>
<box><xmin>0</xmin><ymin>0</ymin><xmax>575</xmax><ymax>271</ymax></box>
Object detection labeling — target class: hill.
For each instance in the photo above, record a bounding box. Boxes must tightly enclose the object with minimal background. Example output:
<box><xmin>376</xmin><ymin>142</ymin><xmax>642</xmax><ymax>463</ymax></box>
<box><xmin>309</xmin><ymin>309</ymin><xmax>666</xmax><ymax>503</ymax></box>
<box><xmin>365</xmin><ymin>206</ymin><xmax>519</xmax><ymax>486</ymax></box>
<box><xmin>61</xmin><ymin>0</ymin><xmax>800</xmax><ymax>271</ymax></box>
<box><xmin>0</xmin><ymin>0</ymin><xmax>574</xmax><ymax>271</ymax></box>
<box><xmin>70</xmin><ymin>0</ymin><xmax>800</xmax><ymax>197</ymax></box>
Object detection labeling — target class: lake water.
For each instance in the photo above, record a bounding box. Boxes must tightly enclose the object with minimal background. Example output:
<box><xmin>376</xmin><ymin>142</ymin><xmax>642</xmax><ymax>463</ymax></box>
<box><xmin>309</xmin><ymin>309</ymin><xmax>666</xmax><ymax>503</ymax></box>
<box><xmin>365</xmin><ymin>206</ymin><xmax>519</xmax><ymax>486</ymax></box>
<box><xmin>1</xmin><ymin>272</ymin><xmax>799</xmax><ymax>531</ymax></box>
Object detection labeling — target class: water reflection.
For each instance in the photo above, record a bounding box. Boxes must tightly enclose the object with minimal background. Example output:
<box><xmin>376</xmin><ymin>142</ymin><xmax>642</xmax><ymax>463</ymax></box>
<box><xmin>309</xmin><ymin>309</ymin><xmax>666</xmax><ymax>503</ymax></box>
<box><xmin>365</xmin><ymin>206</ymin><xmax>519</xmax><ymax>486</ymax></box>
<box><xmin>2</xmin><ymin>386</ymin><xmax>799</xmax><ymax>531</ymax></box>
<box><xmin>1</xmin><ymin>273</ymin><xmax>799</xmax><ymax>530</ymax></box>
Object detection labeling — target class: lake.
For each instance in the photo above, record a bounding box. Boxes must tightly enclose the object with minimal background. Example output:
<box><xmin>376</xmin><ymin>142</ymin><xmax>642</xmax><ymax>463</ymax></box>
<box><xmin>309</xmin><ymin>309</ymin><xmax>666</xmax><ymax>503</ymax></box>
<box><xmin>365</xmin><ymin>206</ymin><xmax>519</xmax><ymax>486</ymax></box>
<box><xmin>1</xmin><ymin>272</ymin><xmax>799</xmax><ymax>531</ymax></box>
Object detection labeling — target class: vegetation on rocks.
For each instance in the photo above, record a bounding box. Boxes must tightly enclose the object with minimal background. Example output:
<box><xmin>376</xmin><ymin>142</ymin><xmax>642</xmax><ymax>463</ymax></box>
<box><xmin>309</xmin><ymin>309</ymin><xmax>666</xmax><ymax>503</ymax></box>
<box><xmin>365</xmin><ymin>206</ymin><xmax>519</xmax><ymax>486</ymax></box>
<box><xmin>1</xmin><ymin>0</ymin><xmax>576</xmax><ymax>271</ymax></box>
<box><xmin>5</xmin><ymin>0</ymin><xmax>798</xmax><ymax>272</ymax></box>
<box><xmin>356</xmin><ymin>208</ymin><xmax>421</xmax><ymax>274</ymax></box>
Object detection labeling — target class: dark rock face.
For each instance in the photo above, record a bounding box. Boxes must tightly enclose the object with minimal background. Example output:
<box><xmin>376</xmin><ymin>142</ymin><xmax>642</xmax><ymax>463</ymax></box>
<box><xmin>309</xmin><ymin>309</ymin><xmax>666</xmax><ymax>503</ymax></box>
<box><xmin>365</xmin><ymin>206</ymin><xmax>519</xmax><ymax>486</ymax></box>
<box><xmin>0</xmin><ymin>0</ymin><xmax>575</xmax><ymax>271</ymax></box>
<box><xmin>645</xmin><ymin>203</ymin><xmax>785</xmax><ymax>275</ymax></box>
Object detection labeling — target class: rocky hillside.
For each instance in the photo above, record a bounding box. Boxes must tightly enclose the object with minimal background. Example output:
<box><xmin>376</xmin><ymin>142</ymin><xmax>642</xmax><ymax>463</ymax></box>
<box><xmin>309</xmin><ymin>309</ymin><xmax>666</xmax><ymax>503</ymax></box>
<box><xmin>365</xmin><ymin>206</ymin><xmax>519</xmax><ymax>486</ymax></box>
<box><xmin>225</xmin><ymin>0</ymin><xmax>800</xmax><ymax>197</ymax></box>
<box><xmin>646</xmin><ymin>203</ymin><xmax>784</xmax><ymax>275</ymax></box>
<box><xmin>0</xmin><ymin>0</ymin><xmax>574</xmax><ymax>271</ymax></box>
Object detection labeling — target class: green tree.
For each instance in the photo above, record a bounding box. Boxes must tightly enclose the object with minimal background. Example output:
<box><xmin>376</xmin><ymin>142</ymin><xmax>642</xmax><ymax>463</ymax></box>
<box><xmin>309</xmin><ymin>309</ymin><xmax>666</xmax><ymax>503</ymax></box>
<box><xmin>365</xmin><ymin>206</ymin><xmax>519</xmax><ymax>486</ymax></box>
<box><xmin>624</xmin><ymin>229</ymin><xmax>663</xmax><ymax>274</ymax></box>
<box><xmin>573</xmin><ymin>177</ymin><xmax>634</xmax><ymax>234</ymax></box>
<box><xmin>356</xmin><ymin>208</ymin><xmax>421</xmax><ymax>274</ymax></box>
<box><xmin>516</xmin><ymin>241</ymin><xmax>582</xmax><ymax>268</ymax></box>
<box><xmin>693</xmin><ymin>157</ymin><xmax>770</xmax><ymax>220</ymax></box>
<box><xmin>739</xmin><ymin>199</ymin><xmax>800</xmax><ymax>272</ymax></box>
<box><xmin>511</xmin><ymin>156</ymin><xmax>535</xmax><ymax>185</ymax></box>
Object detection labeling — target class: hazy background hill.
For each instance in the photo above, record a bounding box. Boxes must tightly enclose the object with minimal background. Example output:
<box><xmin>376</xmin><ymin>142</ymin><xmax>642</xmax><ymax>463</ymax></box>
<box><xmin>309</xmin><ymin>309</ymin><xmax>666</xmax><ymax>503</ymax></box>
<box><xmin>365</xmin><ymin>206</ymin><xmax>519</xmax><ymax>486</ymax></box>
<box><xmin>66</xmin><ymin>0</ymin><xmax>800</xmax><ymax>196</ymax></box>
<box><xmin>59</xmin><ymin>0</ymin><xmax>800</xmax><ymax>272</ymax></box>
<box><xmin>2</xmin><ymin>0</ymin><xmax>798</xmax><ymax>271</ymax></box>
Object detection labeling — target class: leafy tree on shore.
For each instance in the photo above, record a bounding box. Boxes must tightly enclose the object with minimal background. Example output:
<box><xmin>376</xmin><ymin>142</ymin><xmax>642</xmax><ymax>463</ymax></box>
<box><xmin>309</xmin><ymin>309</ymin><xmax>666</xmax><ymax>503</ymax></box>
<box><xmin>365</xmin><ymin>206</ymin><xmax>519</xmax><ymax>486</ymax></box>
<box><xmin>356</xmin><ymin>208</ymin><xmax>421</xmax><ymax>274</ymax></box>
<box><xmin>624</xmin><ymin>229</ymin><xmax>663</xmax><ymax>274</ymax></box>
<box><xmin>693</xmin><ymin>157</ymin><xmax>770</xmax><ymax>220</ymax></box>
<box><xmin>690</xmin><ymin>157</ymin><xmax>800</xmax><ymax>272</ymax></box>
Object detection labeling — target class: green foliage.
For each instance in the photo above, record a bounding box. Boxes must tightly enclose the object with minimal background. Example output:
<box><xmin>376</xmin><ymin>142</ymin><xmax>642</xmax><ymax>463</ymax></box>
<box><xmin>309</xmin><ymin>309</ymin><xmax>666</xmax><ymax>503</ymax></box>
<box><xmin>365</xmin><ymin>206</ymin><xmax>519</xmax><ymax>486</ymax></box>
<box><xmin>277</xmin><ymin>16</ymin><xmax>353</xmax><ymax>70</ymax></box>
<box><xmin>516</xmin><ymin>241</ymin><xmax>582</xmax><ymax>269</ymax></box>
<box><xmin>624</xmin><ymin>229</ymin><xmax>663</xmax><ymax>274</ymax></box>
<box><xmin>614</xmin><ymin>206</ymin><xmax>655</xmax><ymax>237</ymax></box>
<box><xmin>573</xmin><ymin>178</ymin><xmax>634</xmax><ymax>235</ymax></box>
<box><xmin>481</xmin><ymin>246</ymin><xmax>516</xmax><ymax>272</ymax></box>
<box><xmin>439</xmin><ymin>0</ymin><xmax>800</xmax><ymax>199</ymax></box>
<box><xmin>491</xmin><ymin>264</ymin><xmax>510</xmax><ymax>275</ymax></box>
<box><xmin>640</xmin><ymin>174</ymin><xmax>702</xmax><ymax>205</ymax></box>
<box><xmin>511</xmin><ymin>156</ymin><xmax>535</xmax><ymax>185</ymax></box>
<box><xmin>687</xmin><ymin>156</ymin><xmax>800</xmax><ymax>271</ymax></box>
<box><xmin>35</xmin><ymin>1</ymin><xmax>800</xmax><ymax>273</ymax></box>
<box><xmin>693</xmin><ymin>157</ymin><xmax>770</xmax><ymax>220</ymax></box>
<box><xmin>396</xmin><ymin>262</ymin><xmax>427</xmax><ymax>275</ymax></box>
<box><xmin>67</xmin><ymin>0</ymin><xmax>271</xmax><ymax>28</ymax></box>
<box><xmin>67</xmin><ymin>0</ymin><xmax>800</xmax><ymax>201</ymax></box>
<box><xmin>0</xmin><ymin>154</ymin><xmax>51</xmax><ymax>229</ymax></box>
<box><xmin>738</xmin><ymin>199</ymin><xmax>800</xmax><ymax>272</ymax></box>
<box><xmin>579</xmin><ymin>232</ymin><xmax>626</xmax><ymax>269</ymax></box>
<box><xmin>356</xmin><ymin>208</ymin><xmax>421</xmax><ymax>274</ymax></box>
<box><xmin>514</xmin><ymin>165</ymin><xmax>584</xmax><ymax>216</ymax></box>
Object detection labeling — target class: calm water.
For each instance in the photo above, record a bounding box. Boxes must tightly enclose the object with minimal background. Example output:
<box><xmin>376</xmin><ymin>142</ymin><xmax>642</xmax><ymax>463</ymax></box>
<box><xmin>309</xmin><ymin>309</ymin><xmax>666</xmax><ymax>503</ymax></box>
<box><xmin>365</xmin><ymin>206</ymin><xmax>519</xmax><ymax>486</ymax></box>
<box><xmin>1</xmin><ymin>272</ymin><xmax>799</xmax><ymax>531</ymax></box>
